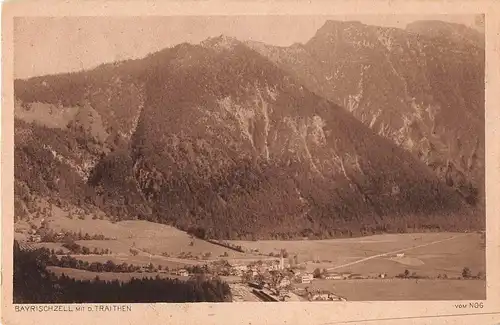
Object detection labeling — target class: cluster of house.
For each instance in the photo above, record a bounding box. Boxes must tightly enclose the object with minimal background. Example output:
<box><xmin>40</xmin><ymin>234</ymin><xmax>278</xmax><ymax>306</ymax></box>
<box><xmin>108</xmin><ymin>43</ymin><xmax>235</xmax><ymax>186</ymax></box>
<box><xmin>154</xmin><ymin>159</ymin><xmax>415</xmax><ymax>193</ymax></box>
<box><xmin>235</xmin><ymin>258</ymin><xmax>287</xmax><ymax>276</ymax></box>
<box><xmin>322</xmin><ymin>271</ymin><xmax>364</xmax><ymax>280</ymax></box>
<box><xmin>322</xmin><ymin>271</ymin><xmax>387</xmax><ymax>280</ymax></box>
<box><xmin>286</xmin><ymin>270</ymin><xmax>349</xmax><ymax>284</ymax></box>
<box><xmin>310</xmin><ymin>291</ymin><xmax>343</xmax><ymax>301</ymax></box>
<box><xmin>26</xmin><ymin>228</ymin><xmax>42</xmax><ymax>242</ymax></box>
<box><xmin>149</xmin><ymin>261</ymin><xmax>385</xmax><ymax>283</ymax></box>
<box><xmin>246</xmin><ymin>264</ymin><xmax>315</xmax><ymax>286</ymax></box>
<box><xmin>231</xmin><ymin>264</ymin><xmax>249</xmax><ymax>276</ymax></box>
<box><xmin>27</xmin><ymin>234</ymin><xmax>42</xmax><ymax>243</ymax></box>
<box><xmin>27</xmin><ymin>228</ymin><xmax>67</xmax><ymax>243</ymax></box>
<box><xmin>296</xmin><ymin>271</ymin><xmax>314</xmax><ymax>284</ymax></box>
<box><xmin>293</xmin><ymin>288</ymin><xmax>346</xmax><ymax>301</ymax></box>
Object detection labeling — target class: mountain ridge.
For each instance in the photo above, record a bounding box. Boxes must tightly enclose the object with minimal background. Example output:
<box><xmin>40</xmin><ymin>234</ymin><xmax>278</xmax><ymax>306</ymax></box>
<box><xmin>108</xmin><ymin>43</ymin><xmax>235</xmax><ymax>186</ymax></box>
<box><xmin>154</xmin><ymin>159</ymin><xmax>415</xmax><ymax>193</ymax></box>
<box><xmin>13</xmin><ymin>20</ymin><xmax>483</xmax><ymax>240</ymax></box>
<box><xmin>247</xmin><ymin>19</ymin><xmax>485</xmax><ymax>210</ymax></box>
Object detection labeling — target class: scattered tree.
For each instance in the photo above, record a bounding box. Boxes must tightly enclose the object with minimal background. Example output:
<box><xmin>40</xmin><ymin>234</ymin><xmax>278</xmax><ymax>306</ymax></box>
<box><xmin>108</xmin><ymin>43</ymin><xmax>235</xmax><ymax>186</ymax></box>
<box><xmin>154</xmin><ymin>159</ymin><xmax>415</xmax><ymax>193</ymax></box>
<box><xmin>462</xmin><ymin>267</ymin><xmax>472</xmax><ymax>279</ymax></box>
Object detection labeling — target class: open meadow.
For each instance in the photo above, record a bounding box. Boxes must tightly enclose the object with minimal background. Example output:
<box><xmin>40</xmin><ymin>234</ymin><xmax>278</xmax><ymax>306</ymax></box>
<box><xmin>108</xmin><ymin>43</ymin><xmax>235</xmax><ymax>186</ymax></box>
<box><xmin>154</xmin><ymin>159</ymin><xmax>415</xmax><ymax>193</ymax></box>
<box><xmin>20</xmin><ymin>211</ymin><xmax>268</xmax><ymax>269</ymax></box>
<box><xmin>229</xmin><ymin>232</ymin><xmax>486</xmax><ymax>278</ymax></box>
<box><xmin>296</xmin><ymin>278</ymin><xmax>486</xmax><ymax>300</ymax></box>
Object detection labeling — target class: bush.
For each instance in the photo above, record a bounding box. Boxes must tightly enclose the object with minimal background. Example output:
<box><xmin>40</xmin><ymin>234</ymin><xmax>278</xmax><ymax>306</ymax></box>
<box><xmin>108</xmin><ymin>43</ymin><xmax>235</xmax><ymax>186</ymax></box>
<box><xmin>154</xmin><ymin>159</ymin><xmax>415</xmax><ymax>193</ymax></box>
<box><xmin>397</xmin><ymin>269</ymin><xmax>410</xmax><ymax>279</ymax></box>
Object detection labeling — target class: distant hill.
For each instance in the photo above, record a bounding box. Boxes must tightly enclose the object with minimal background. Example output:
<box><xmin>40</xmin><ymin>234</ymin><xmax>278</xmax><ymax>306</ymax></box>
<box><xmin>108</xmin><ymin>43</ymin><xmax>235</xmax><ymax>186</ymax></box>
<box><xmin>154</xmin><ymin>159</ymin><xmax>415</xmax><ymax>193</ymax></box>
<box><xmin>14</xmin><ymin>25</ymin><xmax>483</xmax><ymax>240</ymax></box>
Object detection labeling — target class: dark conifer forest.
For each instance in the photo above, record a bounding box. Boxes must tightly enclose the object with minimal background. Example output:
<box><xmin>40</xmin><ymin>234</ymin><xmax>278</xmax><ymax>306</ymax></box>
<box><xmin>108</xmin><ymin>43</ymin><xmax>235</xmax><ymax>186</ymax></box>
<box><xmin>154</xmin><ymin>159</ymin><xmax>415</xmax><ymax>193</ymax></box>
<box><xmin>13</xmin><ymin>241</ymin><xmax>232</xmax><ymax>303</ymax></box>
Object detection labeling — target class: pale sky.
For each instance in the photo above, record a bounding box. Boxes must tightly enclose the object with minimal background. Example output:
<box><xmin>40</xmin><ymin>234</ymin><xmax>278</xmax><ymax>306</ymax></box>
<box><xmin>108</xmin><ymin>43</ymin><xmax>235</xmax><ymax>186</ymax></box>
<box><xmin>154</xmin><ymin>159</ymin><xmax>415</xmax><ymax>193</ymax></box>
<box><xmin>14</xmin><ymin>15</ymin><xmax>483</xmax><ymax>79</ymax></box>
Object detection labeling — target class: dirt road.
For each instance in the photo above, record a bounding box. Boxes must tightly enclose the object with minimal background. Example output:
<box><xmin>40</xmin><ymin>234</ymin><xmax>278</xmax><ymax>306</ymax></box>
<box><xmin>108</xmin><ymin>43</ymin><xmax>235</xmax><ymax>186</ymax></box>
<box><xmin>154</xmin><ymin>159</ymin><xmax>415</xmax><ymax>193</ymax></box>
<box><xmin>326</xmin><ymin>233</ymin><xmax>470</xmax><ymax>271</ymax></box>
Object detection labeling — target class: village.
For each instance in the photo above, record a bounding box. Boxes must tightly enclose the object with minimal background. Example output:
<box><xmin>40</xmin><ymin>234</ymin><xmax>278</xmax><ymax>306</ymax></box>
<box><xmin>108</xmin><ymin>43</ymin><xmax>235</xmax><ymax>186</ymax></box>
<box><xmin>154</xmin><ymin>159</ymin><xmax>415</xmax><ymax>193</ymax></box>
<box><xmin>167</xmin><ymin>252</ymin><xmax>383</xmax><ymax>302</ymax></box>
<box><xmin>24</xmin><ymin>227</ymin><xmax>371</xmax><ymax>302</ymax></box>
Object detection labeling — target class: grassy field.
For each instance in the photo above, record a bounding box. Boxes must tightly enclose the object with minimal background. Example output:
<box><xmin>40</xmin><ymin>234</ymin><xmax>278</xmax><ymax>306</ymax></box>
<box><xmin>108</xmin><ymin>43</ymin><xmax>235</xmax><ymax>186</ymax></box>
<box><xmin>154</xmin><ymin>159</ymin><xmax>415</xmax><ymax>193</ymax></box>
<box><xmin>296</xmin><ymin>278</ymin><xmax>486</xmax><ymax>300</ymax></box>
<box><xmin>32</xmin><ymin>242</ymin><xmax>70</xmax><ymax>253</ymax></box>
<box><xmin>228</xmin><ymin>233</ymin><xmax>475</xmax><ymax>259</ymax></box>
<box><xmin>43</xmin><ymin>211</ymin><xmax>259</xmax><ymax>260</ymax></box>
<box><xmin>229</xmin><ymin>232</ymin><xmax>486</xmax><ymax>278</ymax></box>
<box><xmin>28</xmin><ymin>212</ymin><xmax>266</xmax><ymax>269</ymax></box>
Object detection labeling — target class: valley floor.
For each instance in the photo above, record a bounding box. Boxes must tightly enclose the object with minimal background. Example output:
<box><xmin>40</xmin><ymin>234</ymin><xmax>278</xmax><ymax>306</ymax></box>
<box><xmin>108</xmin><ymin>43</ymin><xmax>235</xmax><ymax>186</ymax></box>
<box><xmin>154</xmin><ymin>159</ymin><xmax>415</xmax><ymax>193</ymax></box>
<box><xmin>15</xmin><ymin>214</ymin><xmax>486</xmax><ymax>302</ymax></box>
<box><xmin>295</xmin><ymin>278</ymin><xmax>486</xmax><ymax>301</ymax></box>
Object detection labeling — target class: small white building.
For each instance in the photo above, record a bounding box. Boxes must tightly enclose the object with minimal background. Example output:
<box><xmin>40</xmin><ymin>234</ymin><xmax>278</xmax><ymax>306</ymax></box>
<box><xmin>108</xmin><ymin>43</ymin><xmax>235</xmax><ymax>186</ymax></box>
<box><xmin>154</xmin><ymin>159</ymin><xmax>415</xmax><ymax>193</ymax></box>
<box><xmin>178</xmin><ymin>269</ymin><xmax>189</xmax><ymax>277</ymax></box>
<box><xmin>28</xmin><ymin>234</ymin><xmax>42</xmax><ymax>243</ymax></box>
<box><xmin>312</xmin><ymin>293</ymin><xmax>335</xmax><ymax>301</ymax></box>
<box><xmin>279</xmin><ymin>278</ymin><xmax>291</xmax><ymax>287</ymax></box>
<box><xmin>396</xmin><ymin>253</ymin><xmax>405</xmax><ymax>258</ymax></box>
<box><xmin>324</xmin><ymin>273</ymin><xmax>343</xmax><ymax>280</ymax></box>
<box><xmin>301</xmin><ymin>273</ymin><xmax>314</xmax><ymax>284</ymax></box>
<box><xmin>301</xmin><ymin>276</ymin><xmax>311</xmax><ymax>284</ymax></box>
<box><xmin>232</xmin><ymin>264</ymin><xmax>249</xmax><ymax>276</ymax></box>
<box><xmin>236</xmin><ymin>265</ymin><xmax>248</xmax><ymax>271</ymax></box>
<box><xmin>340</xmin><ymin>272</ymin><xmax>352</xmax><ymax>279</ymax></box>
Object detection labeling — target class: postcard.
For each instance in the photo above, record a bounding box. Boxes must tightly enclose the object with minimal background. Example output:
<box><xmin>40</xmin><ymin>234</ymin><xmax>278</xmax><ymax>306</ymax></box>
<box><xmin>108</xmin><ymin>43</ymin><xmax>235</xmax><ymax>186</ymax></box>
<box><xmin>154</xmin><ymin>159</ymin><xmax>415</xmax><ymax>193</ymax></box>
<box><xmin>2</xmin><ymin>1</ymin><xmax>500</xmax><ymax>324</ymax></box>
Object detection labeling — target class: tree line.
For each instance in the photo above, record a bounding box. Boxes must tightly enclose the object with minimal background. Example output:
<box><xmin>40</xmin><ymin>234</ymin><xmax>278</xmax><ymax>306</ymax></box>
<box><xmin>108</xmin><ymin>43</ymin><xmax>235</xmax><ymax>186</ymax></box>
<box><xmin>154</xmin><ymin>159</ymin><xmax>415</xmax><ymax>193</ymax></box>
<box><xmin>44</xmin><ymin>251</ymin><xmax>160</xmax><ymax>273</ymax></box>
<box><xmin>45</xmin><ymin>248</ymin><xmax>214</xmax><ymax>275</ymax></box>
<box><xmin>395</xmin><ymin>268</ymin><xmax>485</xmax><ymax>280</ymax></box>
<box><xmin>61</xmin><ymin>241</ymin><xmax>111</xmax><ymax>255</ymax></box>
<box><xmin>40</xmin><ymin>228</ymin><xmax>112</xmax><ymax>242</ymax></box>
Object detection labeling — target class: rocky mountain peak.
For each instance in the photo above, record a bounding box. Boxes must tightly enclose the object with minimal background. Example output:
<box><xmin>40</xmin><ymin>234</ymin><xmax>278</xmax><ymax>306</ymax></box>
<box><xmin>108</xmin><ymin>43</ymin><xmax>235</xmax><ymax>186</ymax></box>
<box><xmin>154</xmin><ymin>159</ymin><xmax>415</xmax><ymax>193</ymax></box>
<box><xmin>200</xmin><ymin>34</ymin><xmax>242</xmax><ymax>51</ymax></box>
<box><xmin>317</xmin><ymin>20</ymin><xmax>366</xmax><ymax>33</ymax></box>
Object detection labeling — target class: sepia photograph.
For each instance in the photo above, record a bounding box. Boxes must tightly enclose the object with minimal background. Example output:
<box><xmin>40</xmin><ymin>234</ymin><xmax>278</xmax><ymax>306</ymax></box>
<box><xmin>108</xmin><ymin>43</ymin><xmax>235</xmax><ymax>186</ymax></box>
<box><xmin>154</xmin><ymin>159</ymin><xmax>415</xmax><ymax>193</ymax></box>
<box><xmin>9</xmin><ymin>13</ymin><xmax>488</xmax><ymax>306</ymax></box>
